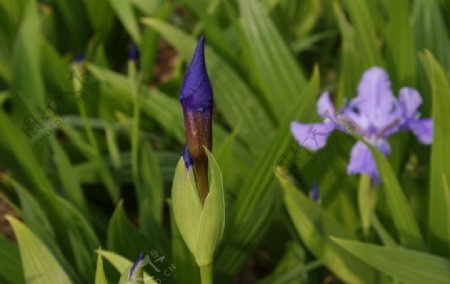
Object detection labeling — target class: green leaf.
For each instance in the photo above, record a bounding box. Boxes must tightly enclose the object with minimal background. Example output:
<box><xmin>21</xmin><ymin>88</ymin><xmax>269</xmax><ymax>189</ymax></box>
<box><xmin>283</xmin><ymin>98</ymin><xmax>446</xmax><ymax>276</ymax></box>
<box><xmin>238</xmin><ymin>0</ymin><xmax>306</xmax><ymax>120</ymax></box>
<box><xmin>421</xmin><ymin>50</ymin><xmax>450</xmax><ymax>256</ymax></box>
<box><xmin>6</xmin><ymin>178</ymin><xmax>83</xmax><ymax>283</ymax></box>
<box><xmin>107</xmin><ymin>201</ymin><xmax>169</xmax><ymax>260</ymax></box>
<box><xmin>0</xmin><ymin>234</ymin><xmax>24</xmax><ymax>284</ymax></box>
<box><xmin>333</xmin><ymin>1</ymin><xmax>364</xmax><ymax>106</ymax></box>
<box><xmin>413</xmin><ymin>0</ymin><xmax>450</xmax><ymax>70</ymax></box>
<box><xmin>276</xmin><ymin>169</ymin><xmax>377</xmax><ymax>284</ymax></box>
<box><xmin>340</xmin><ymin>0</ymin><xmax>383</xmax><ymax>67</ymax></box>
<box><xmin>141</xmin><ymin>18</ymin><xmax>274</xmax><ymax>151</ymax></box>
<box><xmin>84</xmin><ymin>0</ymin><xmax>115</xmax><ymax>39</ymax></box>
<box><xmin>358</xmin><ymin>174</ymin><xmax>378</xmax><ymax>234</ymax></box>
<box><xmin>383</xmin><ymin>0</ymin><xmax>417</xmax><ymax>87</ymax></box>
<box><xmin>171</xmin><ymin>159</ymin><xmax>203</xmax><ymax>259</ymax></box>
<box><xmin>0</xmin><ymin>110</ymin><xmax>54</xmax><ymax>194</ymax></box>
<box><xmin>368</xmin><ymin>144</ymin><xmax>424</xmax><ymax>249</ymax></box>
<box><xmin>6</xmin><ymin>216</ymin><xmax>73</xmax><ymax>284</ymax></box>
<box><xmin>333</xmin><ymin>238</ymin><xmax>450</xmax><ymax>284</ymax></box>
<box><xmin>50</xmin><ymin>138</ymin><xmax>89</xmax><ymax>219</ymax></box>
<box><xmin>108</xmin><ymin>0</ymin><xmax>141</xmax><ymax>43</ymax></box>
<box><xmin>10</xmin><ymin>0</ymin><xmax>45</xmax><ymax>124</ymax></box>
<box><xmin>94</xmin><ymin>252</ymin><xmax>107</xmax><ymax>284</ymax></box>
<box><xmin>195</xmin><ymin>149</ymin><xmax>225</xmax><ymax>266</ymax></box>
<box><xmin>216</xmin><ymin>68</ymin><xmax>319</xmax><ymax>280</ymax></box>
<box><xmin>98</xmin><ymin>250</ymin><xmax>157</xmax><ymax>284</ymax></box>
<box><xmin>169</xmin><ymin>200</ymin><xmax>200</xmax><ymax>284</ymax></box>
<box><xmin>137</xmin><ymin>141</ymin><xmax>164</xmax><ymax>224</ymax></box>
<box><xmin>40</xmin><ymin>190</ymin><xmax>99</xmax><ymax>283</ymax></box>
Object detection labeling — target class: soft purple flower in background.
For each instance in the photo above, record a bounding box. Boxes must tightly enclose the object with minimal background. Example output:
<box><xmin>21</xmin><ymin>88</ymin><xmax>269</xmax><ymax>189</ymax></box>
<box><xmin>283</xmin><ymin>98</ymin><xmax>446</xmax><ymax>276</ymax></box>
<box><xmin>310</xmin><ymin>180</ymin><xmax>320</xmax><ymax>202</ymax></box>
<box><xmin>128</xmin><ymin>42</ymin><xmax>139</xmax><ymax>61</ymax></box>
<box><xmin>290</xmin><ymin>67</ymin><xmax>433</xmax><ymax>183</ymax></box>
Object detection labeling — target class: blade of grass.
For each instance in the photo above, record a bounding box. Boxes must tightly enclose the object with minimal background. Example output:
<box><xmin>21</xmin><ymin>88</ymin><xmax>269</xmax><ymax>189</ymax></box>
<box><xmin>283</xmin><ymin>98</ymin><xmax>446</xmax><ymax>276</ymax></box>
<box><xmin>421</xmin><ymin>50</ymin><xmax>450</xmax><ymax>256</ymax></box>
<box><xmin>7</xmin><ymin>216</ymin><xmax>73</xmax><ymax>284</ymax></box>
<box><xmin>333</xmin><ymin>238</ymin><xmax>450</xmax><ymax>284</ymax></box>
<box><xmin>366</xmin><ymin>143</ymin><xmax>424</xmax><ymax>249</ymax></box>
<box><xmin>215</xmin><ymin>68</ymin><xmax>319</xmax><ymax>281</ymax></box>
<box><xmin>108</xmin><ymin>0</ymin><xmax>141</xmax><ymax>44</ymax></box>
<box><xmin>238</xmin><ymin>0</ymin><xmax>306</xmax><ymax>120</ymax></box>
<box><xmin>277</xmin><ymin>169</ymin><xmax>377</xmax><ymax>284</ymax></box>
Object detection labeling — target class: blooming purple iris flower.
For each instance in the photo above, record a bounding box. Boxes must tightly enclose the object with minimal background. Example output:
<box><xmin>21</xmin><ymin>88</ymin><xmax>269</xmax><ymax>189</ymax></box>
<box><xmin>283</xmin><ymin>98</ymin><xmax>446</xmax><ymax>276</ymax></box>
<box><xmin>290</xmin><ymin>67</ymin><xmax>433</xmax><ymax>183</ymax></box>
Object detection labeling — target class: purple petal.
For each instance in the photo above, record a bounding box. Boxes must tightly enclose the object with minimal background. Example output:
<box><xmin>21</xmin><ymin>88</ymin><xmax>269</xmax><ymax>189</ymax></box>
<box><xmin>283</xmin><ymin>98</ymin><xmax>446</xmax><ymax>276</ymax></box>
<box><xmin>290</xmin><ymin>121</ymin><xmax>335</xmax><ymax>151</ymax></box>
<box><xmin>372</xmin><ymin>137</ymin><xmax>391</xmax><ymax>155</ymax></box>
<box><xmin>182</xmin><ymin>144</ymin><xmax>193</xmax><ymax>168</ymax></box>
<box><xmin>347</xmin><ymin>141</ymin><xmax>380</xmax><ymax>183</ymax></box>
<box><xmin>409</xmin><ymin>118</ymin><xmax>433</xmax><ymax>144</ymax></box>
<box><xmin>180</xmin><ymin>36</ymin><xmax>213</xmax><ymax>113</ymax></box>
<box><xmin>349</xmin><ymin>67</ymin><xmax>401</xmax><ymax>132</ymax></box>
<box><xmin>399</xmin><ymin>87</ymin><xmax>422</xmax><ymax>119</ymax></box>
<box><xmin>317</xmin><ymin>91</ymin><xmax>336</xmax><ymax>120</ymax></box>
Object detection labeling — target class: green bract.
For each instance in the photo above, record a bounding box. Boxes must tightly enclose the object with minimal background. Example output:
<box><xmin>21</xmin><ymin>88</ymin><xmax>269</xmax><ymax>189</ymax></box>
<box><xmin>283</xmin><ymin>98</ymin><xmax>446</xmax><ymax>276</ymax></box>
<box><xmin>171</xmin><ymin>149</ymin><xmax>225</xmax><ymax>266</ymax></box>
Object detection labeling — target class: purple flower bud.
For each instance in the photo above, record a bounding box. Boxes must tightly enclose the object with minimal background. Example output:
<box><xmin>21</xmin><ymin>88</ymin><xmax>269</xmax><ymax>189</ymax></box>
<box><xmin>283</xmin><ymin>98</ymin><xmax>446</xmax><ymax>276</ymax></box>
<box><xmin>128</xmin><ymin>252</ymin><xmax>144</xmax><ymax>280</ymax></box>
<box><xmin>128</xmin><ymin>43</ymin><xmax>139</xmax><ymax>61</ymax></box>
<box><xmin>74</xmin><ymin>52</ymin><xmax>84</xmax><ymax>63</ymax></box>
<box><xmin>310</xmin><ymin>181</ymin><xmax>320</xmax><ymax>202</ymax></box>
<box><xmin>180</xmin><ymin>36</ymin><xmax>213</xmax><ymax>114</ymax></box>
<box><xmin>180</xmin><ymin>36</ymin><xmax>213</xmax><ymax>202</ymax></box>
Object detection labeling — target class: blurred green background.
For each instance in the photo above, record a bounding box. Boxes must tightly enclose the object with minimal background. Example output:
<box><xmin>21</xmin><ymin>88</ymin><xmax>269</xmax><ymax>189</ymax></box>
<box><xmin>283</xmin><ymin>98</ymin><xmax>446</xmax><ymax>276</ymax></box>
<box><xmin>0</xmin><ymin>0</ymin><xmax>449</xmax><ymax>283</ymax></box>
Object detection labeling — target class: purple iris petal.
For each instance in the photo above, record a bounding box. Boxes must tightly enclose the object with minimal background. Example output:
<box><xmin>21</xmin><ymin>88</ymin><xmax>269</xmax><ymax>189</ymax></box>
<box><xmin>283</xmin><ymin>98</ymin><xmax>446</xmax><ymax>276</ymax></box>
<box><xmin>409</xmin><ymin>118</ymin><xmax>433</xmax><ymax>144</ymax></box>
<box><xmin>180</xmin><ymin>36</ymin><xmax>213</xmax><ymax>113</ymax></box>
<box><xmin>398</xmin><ymin>87</ymin><xmax>422</xmax><ymax>119</ymax></box>
<box><xmin>350</xmin><ymin>67</ymin><xmax>401</xmax><ymax>132</ymax></box>
<box><xmin>347</xmin><ymin>141</ymin><xmax>380</xmax><ymax>183</ymax></box>
<box><xmin>317</xmin><ymin>91</ymin><xmax>336</xmax><ymax>119</ymax></box>
<box><xmin>290</xmin><ymin>121</ymin><xmax>335</xmax><ymax>151</ymax></box>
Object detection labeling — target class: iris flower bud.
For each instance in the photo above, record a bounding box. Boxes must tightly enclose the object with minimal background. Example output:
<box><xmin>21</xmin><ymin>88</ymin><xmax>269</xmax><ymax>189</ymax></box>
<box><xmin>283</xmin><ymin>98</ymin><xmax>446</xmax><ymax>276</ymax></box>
<box><xmin>180</xmin><ymin>36</ymin><xmax>213</xmax><ymax>202</ymax></box>
<box><xmin>128</xmin><ymin>43</ymin><xmax>139</xmax><ymax>61</ymax></box>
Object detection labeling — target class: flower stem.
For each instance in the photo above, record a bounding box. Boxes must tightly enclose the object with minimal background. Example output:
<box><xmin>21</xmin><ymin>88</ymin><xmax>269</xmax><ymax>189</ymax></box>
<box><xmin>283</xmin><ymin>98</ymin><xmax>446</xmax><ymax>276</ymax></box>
<box><xmin>358</xmin><ymin>174</ymin><xmax>378</xmax><ymax>237</ymax></box>
<box><xmin>200</xmin><ymin>264</ymin><xmax>213</xmax><ymax>284</ymax></box>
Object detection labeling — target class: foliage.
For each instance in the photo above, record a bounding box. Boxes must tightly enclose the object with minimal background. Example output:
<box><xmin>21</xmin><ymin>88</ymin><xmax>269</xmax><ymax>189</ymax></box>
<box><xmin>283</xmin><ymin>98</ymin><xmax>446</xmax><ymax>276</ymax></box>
<box><xmin>0</xmin><ymin>0</ymin><xmax>449</xmax><ymax>283</ymax></box>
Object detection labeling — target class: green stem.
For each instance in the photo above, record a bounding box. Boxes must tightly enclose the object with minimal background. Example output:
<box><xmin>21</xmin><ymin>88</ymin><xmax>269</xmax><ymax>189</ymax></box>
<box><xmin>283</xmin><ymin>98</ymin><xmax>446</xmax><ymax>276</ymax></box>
<box><xmin>358</xmin><ymin>174</ymin><xmax>378</xmax><ymax>237</ymax></box>
<box><xmin>200</xmin><ymin>264</ymin><xmax>213</xmax><ymax>284</ymax></box>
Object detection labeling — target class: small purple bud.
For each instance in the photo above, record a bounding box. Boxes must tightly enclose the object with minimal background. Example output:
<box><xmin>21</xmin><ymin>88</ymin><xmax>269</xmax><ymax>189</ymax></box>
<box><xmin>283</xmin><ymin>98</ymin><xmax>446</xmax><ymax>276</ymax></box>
<box><xmin>128</xmin><ymin>43</ymin><xmax>139</xmax><ymax>61</ymax></box>
<box><xmin>310</xmin><ymin>181</ymin><xmax>320</xmax><ymax>202</ymax></box>
<box><xmin>128</xmin><ymin>252</ymin><xmax>145</xmax><ymax>280</ymax></box>
<box><xmin>180</xmin><ymin>36</ymin><xmax>213</xmax><ymax>114</ymax></box>
<box><xmin>74</xmin><ymin>52</ymin><xmax>84</xmax><ymax>63</ymax></box>
<box><xmin>183</xmin><ymin>144</ymin><xmax>193</xmax><ymax>169</ymax></box>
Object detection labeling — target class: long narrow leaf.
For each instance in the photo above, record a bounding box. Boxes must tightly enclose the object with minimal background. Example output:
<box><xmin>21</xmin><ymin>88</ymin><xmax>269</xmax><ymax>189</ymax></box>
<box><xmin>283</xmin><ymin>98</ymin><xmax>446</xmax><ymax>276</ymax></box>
<box><xmin>421</xmin><ymin>50</ymin><xmax>450</xmax><ymax>256</ymax></box>
<box><xmin>333</xmin><ymin>238</ymin><xmax>450</xmax><ymax>284</ymax></box>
